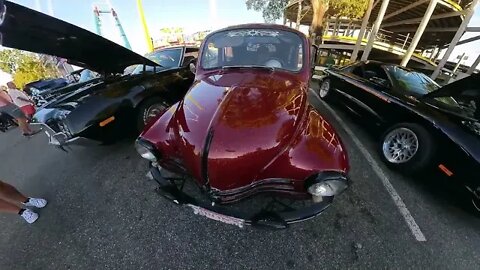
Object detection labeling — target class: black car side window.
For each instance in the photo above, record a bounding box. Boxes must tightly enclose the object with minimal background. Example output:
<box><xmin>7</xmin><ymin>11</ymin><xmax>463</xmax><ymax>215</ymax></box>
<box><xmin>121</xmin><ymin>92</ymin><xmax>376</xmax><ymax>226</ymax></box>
<box><xmin>364</xmin><ymin>64</ymin><xmax>390</xmax><ymax>88</ymax></box>
<box><xmin>352</xmin><ymin>66</ymin><xmax>364</xmax><ymax>77</ymax></box>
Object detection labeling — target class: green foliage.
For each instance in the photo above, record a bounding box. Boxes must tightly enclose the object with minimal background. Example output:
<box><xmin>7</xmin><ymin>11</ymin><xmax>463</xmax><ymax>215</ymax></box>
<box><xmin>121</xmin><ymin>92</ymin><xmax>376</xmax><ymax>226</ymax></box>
<box><xmin>327</xmin><ymin>0</ymin><xmax>368</xmax><ymax>19</ymax></box>
<box><xmin>246</xmin><ymin>0</ymin><xmax>290</xmax><ymax>23</ymax></box>
<box><xmin>0</xmin><ymin>49</ymin><xmax>58</xmax><ymax>88</ymax></box>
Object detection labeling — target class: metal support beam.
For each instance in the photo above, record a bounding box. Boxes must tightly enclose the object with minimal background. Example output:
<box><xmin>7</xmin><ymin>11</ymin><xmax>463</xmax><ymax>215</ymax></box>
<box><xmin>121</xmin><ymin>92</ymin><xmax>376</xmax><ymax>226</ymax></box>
<box><xmin>351</xmin><ymin>0</ymin><xmax>374</xmax><ymax>62</ymax></box>
<box><xmin>361</xmin><ymin>0</ymin><xmax>391</xmax><ymax>61</ymax></box>
<box><xmin>467</xmin><ymin>54</ymin><xmax>480</xmax><ymax>74</ymax></box>
<box><xmin>392</xmin><ymin>26</ymin><xmax>480</xmax><ymax>33</ymax></box>
<box><xmin>400</xmin><ymin>0</ymin><xmax>437</xmax><ymax>67</ymax></box>
<box><xmin>382</xmin><ymin>10</ymin><xmax>467</xmax><ymax>28</ymax></box>
<box><xmin>456</xmin><ymin>35</ymin><xmax>480</xmax><ymax>46</ymax></box>
<box><xmin>383</xmin><ymin>0</ymin><xmax>429</xmax><ymax>21</ymax></box>
<box><xmin>431</xmin><ymin>0</ymin><xmax>479</xmax><ymax>79</ymax></box>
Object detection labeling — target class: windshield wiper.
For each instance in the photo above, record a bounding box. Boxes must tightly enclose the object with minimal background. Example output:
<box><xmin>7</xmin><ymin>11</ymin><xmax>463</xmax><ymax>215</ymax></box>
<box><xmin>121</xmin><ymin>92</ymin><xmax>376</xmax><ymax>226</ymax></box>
<box><xmin>221</xmin><ymin>65</ymin><xmax>275</xmax><ymax>72</ymax></box>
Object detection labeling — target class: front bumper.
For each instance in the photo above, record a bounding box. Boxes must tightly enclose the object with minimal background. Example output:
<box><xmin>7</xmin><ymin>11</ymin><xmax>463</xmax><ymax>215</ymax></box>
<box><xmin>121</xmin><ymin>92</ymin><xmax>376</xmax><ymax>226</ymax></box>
<box><xmin>147</xmin><ymin>165</ymin><xmax>336</xmax><ymax>229</ymax></box>
<box><xmin>31</xmin><ymin>123</ymin><xmax>100</xmax><ymax>147</ymax></box>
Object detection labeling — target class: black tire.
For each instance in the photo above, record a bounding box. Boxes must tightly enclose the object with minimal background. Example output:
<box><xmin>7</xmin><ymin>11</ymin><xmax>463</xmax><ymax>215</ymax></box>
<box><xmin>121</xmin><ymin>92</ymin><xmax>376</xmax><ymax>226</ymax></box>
<box><xmin>318</xmin><ymin>78</ymin><xmax>332</xmax><ymax>100</ymax></box>
<box><xmin>470</xmin><ymin>186</ymin><xmax>480</xmax><ymax>214</ymax></box>
<box><xmin>379</xmin><ymin>123</ymin><xmax>435</xmax><ymax>173</ymax></box>
<box><xmin>136</xmin><ymin>97</ymin><xmax>168</xmax><ymax>132</ymax></box>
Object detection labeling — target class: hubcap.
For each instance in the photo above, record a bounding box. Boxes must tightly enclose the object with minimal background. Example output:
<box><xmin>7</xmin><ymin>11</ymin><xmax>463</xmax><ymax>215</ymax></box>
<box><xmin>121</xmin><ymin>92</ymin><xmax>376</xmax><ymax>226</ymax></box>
<box><xmin>143</xmin><ymin>103</ymin><xmax>166</xmax><ymax>125</ymax></box>
<box><xmin>382</xmin><ymin>128</ymin><xmax>419</xmax><ymax>164</ymax></box>
<box><xmin>319</xmin><ymin>80</ymin><xmax>330</xmax><ymax>98</ymax></box>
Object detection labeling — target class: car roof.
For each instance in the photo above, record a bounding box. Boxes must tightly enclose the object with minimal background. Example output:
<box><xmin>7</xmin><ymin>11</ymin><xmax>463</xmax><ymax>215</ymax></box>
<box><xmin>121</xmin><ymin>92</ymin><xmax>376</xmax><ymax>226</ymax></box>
<box><xmin>205</xmin><ymin>23</ymin><xmax>307</xmax><ymax>39</ymax></box>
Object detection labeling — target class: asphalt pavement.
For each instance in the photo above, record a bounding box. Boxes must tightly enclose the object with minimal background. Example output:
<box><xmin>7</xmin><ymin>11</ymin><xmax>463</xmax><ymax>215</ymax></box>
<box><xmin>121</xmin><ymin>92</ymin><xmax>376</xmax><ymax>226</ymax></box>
<box><xmin>0</xmin><ymin>88</ymin><xmax>479</xmax><ymax>269</ymax></box>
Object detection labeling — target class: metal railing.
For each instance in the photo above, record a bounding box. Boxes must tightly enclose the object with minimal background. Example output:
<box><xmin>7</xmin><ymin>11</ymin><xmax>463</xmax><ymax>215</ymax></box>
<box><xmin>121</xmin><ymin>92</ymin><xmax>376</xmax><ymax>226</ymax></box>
<box><xmin>322</xmin><ymin>18</ymin><xmax>414</xmax><ymax>50</ymax></box>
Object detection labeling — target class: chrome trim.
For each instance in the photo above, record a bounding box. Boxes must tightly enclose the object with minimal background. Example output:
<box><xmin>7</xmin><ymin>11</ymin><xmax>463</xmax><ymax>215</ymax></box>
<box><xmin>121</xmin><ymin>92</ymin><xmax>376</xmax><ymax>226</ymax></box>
<box><xmin>0</xmin><ymin>4</ymin><xmax>6</xmax><ymax>26</ymax></box>
<box><xmin>215</xmin><ymin>178</ymin><xmax>294</xmax><ymax>196</ymax></box>
<box><xmin>30</xmin><ymin>123</ymin><xmax>98</xmax><ymax>147</ymax></box>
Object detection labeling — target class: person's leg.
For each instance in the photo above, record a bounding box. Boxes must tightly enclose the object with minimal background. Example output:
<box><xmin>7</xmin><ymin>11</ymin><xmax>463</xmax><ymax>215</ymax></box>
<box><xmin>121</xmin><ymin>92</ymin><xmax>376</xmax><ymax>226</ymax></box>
<box><xmin>0</xmin><ymin>197</ymin><xmax>21</xmax><ymax>214</ymax></box>
<box><xmin>0</xmin><ymin>197</ymin><xmax>39</xmax><ymax>223</ymax></box>
<box><xmin>15</xmin><ymin>117</ymin><xmax>32</xmax><ymax>134</ymax></box>
<box><xmin>0</xmin><ymin>181</ymin><xmax>28</xmax><ymax>204</ymax></box>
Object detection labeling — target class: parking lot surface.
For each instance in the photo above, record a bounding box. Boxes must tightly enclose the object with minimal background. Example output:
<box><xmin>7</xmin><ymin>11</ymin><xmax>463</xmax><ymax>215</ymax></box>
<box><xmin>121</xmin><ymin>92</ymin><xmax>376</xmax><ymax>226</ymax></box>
<box><xmin>0</xmin><ymin>88</ymin><xmax>479</xmax><ymax>269</ymax></box>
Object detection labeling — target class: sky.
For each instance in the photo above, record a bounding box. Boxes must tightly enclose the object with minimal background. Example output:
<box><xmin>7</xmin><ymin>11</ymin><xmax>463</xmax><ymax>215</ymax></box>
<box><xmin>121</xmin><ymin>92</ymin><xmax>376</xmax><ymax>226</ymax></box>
<box><xmin>2</xmin><ymin>0</ymin><xmax>480</xmax><ymax>71</ymax></box>
<box><xmin>10</xmin><ymin>0</ymin><xmax>267</xmax><ymax>54</ymax></box>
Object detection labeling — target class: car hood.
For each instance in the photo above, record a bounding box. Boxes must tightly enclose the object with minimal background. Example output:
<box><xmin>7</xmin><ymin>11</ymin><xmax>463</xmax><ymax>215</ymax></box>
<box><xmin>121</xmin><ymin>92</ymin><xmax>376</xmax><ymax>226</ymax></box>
<box><xmin>0</xmin><ymin>1</ymin><xmax>158</xmax><ymax>74</ymax></box>
<box><xmin>143</xmin><ymin>69</ymin><xmax>320</xmax><ymax>189</ymax></box>
<box><xmin>424</xmin><ymin>73</ymin><xmax>480</xmax><ymax>99</ymax></box>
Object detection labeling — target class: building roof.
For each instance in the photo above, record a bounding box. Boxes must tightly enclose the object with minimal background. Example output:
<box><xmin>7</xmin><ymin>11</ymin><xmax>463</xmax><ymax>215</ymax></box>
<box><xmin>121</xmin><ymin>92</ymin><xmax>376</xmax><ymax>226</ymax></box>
<box><xmin>285</xmin><ymin>0</ymin><xmax>474</xmax><ymax>49</ymax></box>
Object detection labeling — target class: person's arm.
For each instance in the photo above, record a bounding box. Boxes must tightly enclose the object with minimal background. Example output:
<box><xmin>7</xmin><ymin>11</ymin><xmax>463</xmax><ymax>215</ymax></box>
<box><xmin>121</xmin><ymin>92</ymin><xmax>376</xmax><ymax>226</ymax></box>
<box><xmin>0</xmin><ymin>92</ymin><xmax>12</xmax><ymax>103</ymax></box>
<box><xmin>17</xmin><ymin>97</ymin><xmax>33</xmax><ymax>103</ymax></box>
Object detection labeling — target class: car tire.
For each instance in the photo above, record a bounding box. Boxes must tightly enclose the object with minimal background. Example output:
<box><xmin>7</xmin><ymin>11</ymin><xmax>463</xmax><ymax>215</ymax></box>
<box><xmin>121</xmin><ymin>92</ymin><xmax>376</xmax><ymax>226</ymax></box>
<box><xmin>379</xmin><ymin>123</ymin><xmax>435</xmax><ymax>173</ymax></box>
<box><xmin>471</xmin><ymin>186</ymin><xmax>480</xmax><ymax>214</ymax></box>
<box><xmin>318</xmin><ymin>78</ymin><xmax>332</xmax><ymax>100</ymax></box>
<box><xmin>136</xmin><ymin>97</ymin><xmax>168</xmax><ymax>132</ymax></box>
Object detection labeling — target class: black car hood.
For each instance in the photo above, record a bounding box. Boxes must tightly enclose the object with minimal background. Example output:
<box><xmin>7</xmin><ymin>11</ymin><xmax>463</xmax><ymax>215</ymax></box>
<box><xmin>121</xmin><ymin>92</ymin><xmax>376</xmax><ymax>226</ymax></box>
<box><xmin>424</xmin><ymin>73</ymin><xmax>480</xmax><ymax>99</ymax></box>
<box><xmin>0</xmin><ymin>1</ymin><xmax>158</xmax><ymax>74</ymax></box>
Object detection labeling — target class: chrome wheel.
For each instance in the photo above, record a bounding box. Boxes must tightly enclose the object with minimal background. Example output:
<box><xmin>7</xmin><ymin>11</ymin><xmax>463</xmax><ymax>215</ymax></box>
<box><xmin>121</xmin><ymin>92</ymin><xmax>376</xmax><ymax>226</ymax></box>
<box><xmin>382</xmin><ymin>128</ymin><xmax>419</xmax><ymax>164</ymax></box>
<box><xmin>143</xmin><ymin>103</ymin><xmax>166</xmax><ymax>125</ymax></box>
<box><xmin>319</xmin><ymin>80</ymin><xmax>330</xmax><ymax>98</ymax></box>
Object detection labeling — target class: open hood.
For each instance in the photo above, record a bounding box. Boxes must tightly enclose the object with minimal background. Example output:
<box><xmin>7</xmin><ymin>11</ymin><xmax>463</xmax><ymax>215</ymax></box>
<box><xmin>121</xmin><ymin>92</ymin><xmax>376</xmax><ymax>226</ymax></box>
<box><xmin>424</xmin><ymin>73</ymin><xmax>480</xmax><ymax>99</ymax></box>
<box><xmin>0</xmin><ymin>1</ymin><xmax>158</xmax><ymax>74</ymax></box>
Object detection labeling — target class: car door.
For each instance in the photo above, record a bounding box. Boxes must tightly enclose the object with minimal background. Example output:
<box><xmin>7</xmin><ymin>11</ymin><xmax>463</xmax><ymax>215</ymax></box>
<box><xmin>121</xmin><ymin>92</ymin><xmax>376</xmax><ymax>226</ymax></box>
<box><xmin>339</xmin><ymin>62</ymin><xmax>393</xmax><ymax>123</ymax></box>
<box><xmin>332</xmin><ymin>62</ymin><xmax>373</xmax><ymax>115</ymax></box>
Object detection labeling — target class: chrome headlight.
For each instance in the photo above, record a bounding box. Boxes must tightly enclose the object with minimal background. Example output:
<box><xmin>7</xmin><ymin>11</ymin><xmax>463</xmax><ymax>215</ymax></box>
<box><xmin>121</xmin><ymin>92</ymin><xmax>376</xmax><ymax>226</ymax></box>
<box><xmin>305</xmin><ymin>172</ymin><xmax>348</xmax><ymax>197</ymax></box>
<box><xmin>308</xmin><ymin>180</ymin><xmax>348</xmax><ymax>196</ymax></box>
<box><xmin>135</xmin><ymin>139</ymin><xmax>159</xmax><ymax>162</ymax></box>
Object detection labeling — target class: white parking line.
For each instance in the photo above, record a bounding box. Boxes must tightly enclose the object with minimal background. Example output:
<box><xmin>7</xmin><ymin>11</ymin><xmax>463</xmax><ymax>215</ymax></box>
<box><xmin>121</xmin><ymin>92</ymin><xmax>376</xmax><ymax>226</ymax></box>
<box><xmin>310</xmin><ymin>89</ymin><xmax>427</xmax><ymax>242</ymax></box>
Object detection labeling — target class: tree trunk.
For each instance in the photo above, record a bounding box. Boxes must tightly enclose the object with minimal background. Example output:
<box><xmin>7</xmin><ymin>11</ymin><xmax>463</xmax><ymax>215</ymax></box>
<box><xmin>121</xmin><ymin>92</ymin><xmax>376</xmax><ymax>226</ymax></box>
<box><xmin>310</xmin><ymin>0</ymin><xmax>329</xmax><ymax>45</ymax></box>
<box><xmin>296</xmin><ymin>0</ymin><xmax>302</xmax><ymax>30</ymax></box>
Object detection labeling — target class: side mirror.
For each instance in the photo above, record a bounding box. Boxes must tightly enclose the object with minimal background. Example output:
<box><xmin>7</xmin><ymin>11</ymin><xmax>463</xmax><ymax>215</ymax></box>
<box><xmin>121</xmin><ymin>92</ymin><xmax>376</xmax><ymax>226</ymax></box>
<box><xmin>189</xmin><ymin>62</ymin><xmax>196</xmax><ymax>74</ymax></box>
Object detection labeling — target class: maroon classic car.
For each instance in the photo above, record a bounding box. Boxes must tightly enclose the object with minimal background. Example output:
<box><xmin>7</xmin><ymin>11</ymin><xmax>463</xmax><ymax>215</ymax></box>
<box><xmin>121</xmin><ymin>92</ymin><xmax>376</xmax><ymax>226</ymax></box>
<box><xmin>135</xmin><ymin>24</ymin><xmax>350</xmax><ymax>228</ymax></box>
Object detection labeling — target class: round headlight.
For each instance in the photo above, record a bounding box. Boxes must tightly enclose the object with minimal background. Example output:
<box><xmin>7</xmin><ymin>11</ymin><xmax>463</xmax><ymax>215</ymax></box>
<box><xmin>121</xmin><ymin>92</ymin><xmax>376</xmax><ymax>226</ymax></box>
<box><xmin>308</xmin><ymin>180</ymin><xmax>347</xmax><ymax>197</ymax></box>
<box><xmin>135</xmin><ymin>141</ymin><xmax>157</xmax><ymax>162</ymax></box>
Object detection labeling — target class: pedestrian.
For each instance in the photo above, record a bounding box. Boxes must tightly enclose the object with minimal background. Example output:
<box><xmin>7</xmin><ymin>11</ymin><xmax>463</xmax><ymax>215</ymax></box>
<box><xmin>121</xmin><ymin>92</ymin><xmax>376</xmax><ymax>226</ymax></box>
<box><xmin>0</xmin><ymin>180</ymin><xmax>47</xmax><ymax>223</ymax></box>
<box><xmin>0</xmin><ymin>82</ymin><xmax>40</xmax><ymax>136</ymax></box>
<box><xmin>6</xmin><ymin>82</ymin><xmax>36</xmax><ymax>120</ymax></box>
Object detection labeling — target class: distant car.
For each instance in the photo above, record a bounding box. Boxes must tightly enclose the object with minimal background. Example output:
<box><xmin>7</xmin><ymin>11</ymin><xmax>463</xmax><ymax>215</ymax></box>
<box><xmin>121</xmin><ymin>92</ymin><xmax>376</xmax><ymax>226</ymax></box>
<box><xmin>319</xmin><ymin>61</ymin><xmax>480</xmax><ymax>211</ymax></box>
<box><xmin>32</xmin><ymin>69</ymin><xmax>102</xmax><ymax>107</ymax></box>
<box><xmin>0</xmin><ymin>2</ymin><xmax>198</xmax><ymax>147</ymax></box>
<box><xmin>136</xmin><ymin>24</ymin><xmax>349</xmax><ymax>229</ymax></box>
<box><xmin>24</xmin><ymin>78</ymin><xmax>68</xmax><ymax>96</ymax></box>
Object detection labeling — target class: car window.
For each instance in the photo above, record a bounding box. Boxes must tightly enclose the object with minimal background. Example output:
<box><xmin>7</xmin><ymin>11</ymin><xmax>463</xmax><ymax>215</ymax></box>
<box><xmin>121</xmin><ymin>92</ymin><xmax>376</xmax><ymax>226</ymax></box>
<box><xmin>385</xmin><ymin>66</ymin><xmax>439</xmax><ymax>95</ymax></box>
<box><xmin>352</xmin><ymin>65</ymin><xmax>363</xmax><ymax>77</ymax></box>
<box><xmin>182</xmin><ymin>48</ymin><xmax>199</xmax><ymax>67</ymax></box>
<box><xmin>132</xmin><ymin>48</ymin><xmax>183</xmax><ymax>74</ymax></box>
<box><xmin>201</xmin><ymin>28</ymin><xmax>304</xmax><ymax>72</ymax></box>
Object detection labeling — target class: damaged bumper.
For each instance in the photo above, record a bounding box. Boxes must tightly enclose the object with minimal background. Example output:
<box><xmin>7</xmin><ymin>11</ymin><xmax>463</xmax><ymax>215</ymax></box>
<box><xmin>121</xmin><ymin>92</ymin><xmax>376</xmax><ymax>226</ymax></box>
<box><xmin>147</xmin><ymin>164</ymin><xmax>335</xmax><ymax>229</ymax></box>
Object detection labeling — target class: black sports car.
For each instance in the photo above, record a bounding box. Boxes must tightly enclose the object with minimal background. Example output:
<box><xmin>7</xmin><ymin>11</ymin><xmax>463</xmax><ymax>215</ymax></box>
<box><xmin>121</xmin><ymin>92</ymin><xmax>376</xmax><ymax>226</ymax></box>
<box><xmin>318</xmin><ymin>61</ymin><xmax>479</xmax><ymax>211</ymax></box>
<box><xmin>0</xmin><ymin>1</ymin><xmax>197</xmax><ymax>147</ymax></box>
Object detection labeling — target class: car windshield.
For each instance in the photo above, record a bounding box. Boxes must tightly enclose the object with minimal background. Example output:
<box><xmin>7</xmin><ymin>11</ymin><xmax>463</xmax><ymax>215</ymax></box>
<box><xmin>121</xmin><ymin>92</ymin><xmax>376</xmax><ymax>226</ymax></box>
<box><xmin>385</xmin><ymin>66</ymin><xmax>459</xmax><ymax>107</ymax></box>
<box><xmin>132</xmin><ymin>48</ymin><xmax>183</xmax><ymax>74</ymax></box>
<box><xmin>201</xmin><ymin>28</ymin><xmax>304</xmax><ymax>72</ymax></box>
